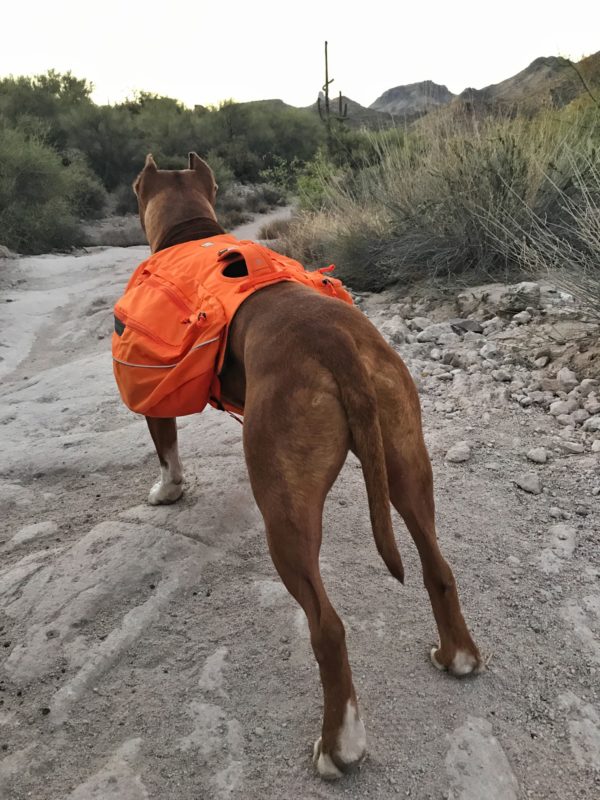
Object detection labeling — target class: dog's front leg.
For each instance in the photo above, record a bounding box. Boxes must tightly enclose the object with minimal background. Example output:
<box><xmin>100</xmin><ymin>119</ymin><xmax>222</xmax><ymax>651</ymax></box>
<box><xmin>145</xmin><ymin>417</ymin><xmax>184</xmax><ymax>505</ymax></box>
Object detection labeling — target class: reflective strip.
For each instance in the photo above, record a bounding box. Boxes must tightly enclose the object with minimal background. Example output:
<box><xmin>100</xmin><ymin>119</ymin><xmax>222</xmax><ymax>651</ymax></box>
<box><xmin>113</xmin><ymin>336</ymin><xmax>219</xmax><ymax>369</ymax></box>
<box><xmin>191</xmin><ymin>336</ymin><xmax>220</xmax><ymax>351</ymax></box>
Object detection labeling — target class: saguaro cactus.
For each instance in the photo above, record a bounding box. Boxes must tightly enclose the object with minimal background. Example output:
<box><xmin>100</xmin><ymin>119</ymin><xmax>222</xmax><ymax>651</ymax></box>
<box><xmin>317</xmin><ymin>41</ymin><xmax>348</xmax><ymax>153</ymax></box>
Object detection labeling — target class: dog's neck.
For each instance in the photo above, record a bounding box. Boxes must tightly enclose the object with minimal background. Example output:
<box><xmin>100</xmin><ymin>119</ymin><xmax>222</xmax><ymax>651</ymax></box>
<box><xmin>155</xmin><ymin>216</ymin><xmax>226</xmax><ymax>252</ymax></box>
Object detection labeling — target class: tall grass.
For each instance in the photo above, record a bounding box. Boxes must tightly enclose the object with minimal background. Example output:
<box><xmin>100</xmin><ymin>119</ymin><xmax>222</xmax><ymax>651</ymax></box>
<box><xmin>490</xmin><ymin>150</ymin><xmax>600</xmax><ymax>313</ymax></box>
<box><xmin>280</xmin><ymin>106</ymin><xmax>600</xmax><ymax>297</ymax></box>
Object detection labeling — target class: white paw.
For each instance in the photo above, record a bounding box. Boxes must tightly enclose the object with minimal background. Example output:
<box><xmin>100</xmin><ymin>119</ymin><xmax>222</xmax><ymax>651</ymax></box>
<box><xmin>313</xmin><ymin>702</ymin><xmax>367</xmax><ymax>780</ymax></box>
<box><xmin>337</xmin><ymin>701</ymin><xmax>367</xmax><ymax>764</ymax></box>
<box><xmin>430</xmin><ymin>646</ymin><xmax>485</xmax><ymax>676</ymax></box>
<box><xmin>313</xmin><ymin>738</ymin><xmax>342</xmax><ymax>780</ymax></box>
<box><xmin>148</xmin><ymin>479</ymin><xmax>183</xmax><ymax>505</ymax></box>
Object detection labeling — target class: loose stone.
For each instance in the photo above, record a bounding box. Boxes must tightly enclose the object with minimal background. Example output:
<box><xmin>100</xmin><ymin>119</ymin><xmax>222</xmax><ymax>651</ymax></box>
<box><xmin>515</xmin><ymin>473</ymin><xmax>543</xmax><ymax>495</ymax></box>
<box><xmin>526</xmin><ymin>447</ymin><xmax>548</xmax><ymax>464</ymax></box>
<box><xmin>446</xmin><ymin>442</ymin><xmax>472</xmax><ymax>463</ymax></box>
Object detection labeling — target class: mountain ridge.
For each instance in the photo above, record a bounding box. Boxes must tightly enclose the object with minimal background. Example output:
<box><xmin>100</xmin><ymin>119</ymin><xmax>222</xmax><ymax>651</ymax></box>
<box><xmin>225</xmin><ymin>51</ymin><xmax>599</xmax><ymax>128</ymax></box>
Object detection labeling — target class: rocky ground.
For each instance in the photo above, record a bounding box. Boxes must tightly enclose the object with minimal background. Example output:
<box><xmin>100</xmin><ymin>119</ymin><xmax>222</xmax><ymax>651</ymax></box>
<box><xmin>0</xmin><ymin>232</ymin><xmax>599</xmax><ymax>799</ymax></box>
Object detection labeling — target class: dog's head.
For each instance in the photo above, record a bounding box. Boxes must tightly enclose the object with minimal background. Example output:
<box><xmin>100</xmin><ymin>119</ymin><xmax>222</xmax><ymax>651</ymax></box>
<box><xmin>133</xmin><ymin>152</ymin><xmax>219</xmax><ymax>251</ymax></box>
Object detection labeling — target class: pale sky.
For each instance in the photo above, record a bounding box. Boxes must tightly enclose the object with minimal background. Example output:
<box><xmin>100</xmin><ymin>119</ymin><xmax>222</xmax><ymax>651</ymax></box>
<box><xmin>3</xmin><ymin>1</ymin><xmax>599</xmax><ymax>108</ymax></box>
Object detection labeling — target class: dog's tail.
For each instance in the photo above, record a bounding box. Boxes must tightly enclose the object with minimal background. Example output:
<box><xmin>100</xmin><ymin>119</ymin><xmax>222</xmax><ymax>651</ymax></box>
<box><xmin>324</xmin><ymin>329</ymin><xmax>404</xmax><ymax>583</ymax></box>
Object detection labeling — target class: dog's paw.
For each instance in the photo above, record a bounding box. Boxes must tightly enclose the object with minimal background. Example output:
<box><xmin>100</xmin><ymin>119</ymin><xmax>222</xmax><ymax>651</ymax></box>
<box><xmin>430</xmin><ymin>645</ymin><xmax>486</xmax><ymax>677</ymax></box>
<box><xmin>148</xmin><ymin>478</ymin><xmax>183</xmax><ymax>505</ymax></box>
<box><xmin>313</xmin><ymin>703</ymin><xmax>367</xmax><ymax>780</ymax></box>
<box><xmin>313</xmin><ymin>738</ymin><xmax>342</xmax><ymax>780</ymax></box>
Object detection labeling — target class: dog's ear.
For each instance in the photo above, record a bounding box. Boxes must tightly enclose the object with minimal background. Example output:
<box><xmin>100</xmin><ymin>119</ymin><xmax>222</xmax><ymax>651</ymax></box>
<box><xmin>188</xmin><ymin>152</ymin><xmax>217</xmax><ymax>203</ymax></box>
<box><xmin>133</xmin><ymin>153</ymin><xmax>159</xmax><ymax>196</ymax></box>
<box><xmin>188</xmin><ymin>151</ymin><xmax>208</xmax><ymax>172</ymax></box>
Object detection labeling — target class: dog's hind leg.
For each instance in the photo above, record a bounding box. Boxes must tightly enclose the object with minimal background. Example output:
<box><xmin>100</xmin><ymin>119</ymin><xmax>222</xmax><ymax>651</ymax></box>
<box><xmin>385</xmin><ymin>432</ymin><xmax>484</xmax><ymax>677</ymax></box>
<box><xmin>372</xmin><ymin>361</ymin><xmax>483</xmax><ymax>676</ymax></box>
<box><xmin>243</xmin><ymin>391</ymin><xmax>366</xmax><ymax>779</ymax></box>
<box><xmin>266</xmin><ymin>519</ymin><xmax>366</xmax><ymax>779</ymax></box>
<box><xmin>145</xmin><ymin>416</ymin><xmax>184</xmax><ymax>505</ymax></box>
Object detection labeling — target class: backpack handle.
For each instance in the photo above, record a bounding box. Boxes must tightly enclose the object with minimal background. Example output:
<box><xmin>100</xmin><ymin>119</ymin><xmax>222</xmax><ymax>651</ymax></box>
<box><xmin>217</xmin><ymin>241</ymin><xmax>275</xmax><ymax>279</ymax></box>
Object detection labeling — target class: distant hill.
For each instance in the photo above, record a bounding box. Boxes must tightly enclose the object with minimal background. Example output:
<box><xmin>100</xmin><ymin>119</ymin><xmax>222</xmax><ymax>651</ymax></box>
<box><xmin>370</xmin><ymin>80</ymin><xmax>455</xmax><ymax>121</ymax></box>
<box><xmin>456</xmin><ymin>53</ymin><xmax>600</xmax><ymax>113</ymax></box>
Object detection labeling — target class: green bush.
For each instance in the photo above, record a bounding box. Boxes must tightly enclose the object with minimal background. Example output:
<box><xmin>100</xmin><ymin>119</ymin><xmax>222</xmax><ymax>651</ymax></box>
<box><xmin>113</xmin><ymin>183</ymin><xmax>140</xmax><ymax>215</ymax></box>
<box><xmin>0</xmin><ymin>127</ymin><xmax>105</xmax><ymax>253</ymax></box>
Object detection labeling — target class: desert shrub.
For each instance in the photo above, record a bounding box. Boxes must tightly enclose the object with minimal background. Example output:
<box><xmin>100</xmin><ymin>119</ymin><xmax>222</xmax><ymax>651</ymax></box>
<box><xmin>245</xmin><ymin>183</ymin><xmax>287</xmax><ymax>213</ymax></box>
<box><xmin>66</xmin><ymin>104</ymin><xmax>144</xmax><ymax>190</ymax></box>
<box><xmin>259</xmin><ymin>155</ymin><xmax>303</xmax><ymax>191</ymax></box>
<box><xmin>215</xmin><ymin>188</ymin><xmax>252</xmax><ymax>230</ymax></box>
<box><xmin>296</xmin><ymin>150</ymin><xmax>340</xmax><ymax>211</ymax></box>
<box><xmin>113</xmin><ymin>183</ymin><xmax>140</xmax><ymax>215</ymax></box>
<box><xmin>0</xmin><ymin>127</ymin><xmax>106</xmax><ymax>253</ymax></box>
<box><xmin>257</xmin><ymin>215</ymin><xmax>293</xmax><ymax>240</ymax></box>
<box><xmin>495</xmin><ymin>148</ymin><xmax>600</xmax><ymax>313</ymax></box>
<box><xmin>205</xmin><ymin>150</ymin><xmax>236</xmax><ymax>195</ymax></box>
<box><xmin>62</xmin><ymin>150</ymin><xmax>108</xmax><ymax>218</ymax></box>
<box><xmin>281</xmin><ymin>107</ymin><xmax>600</xmax><ymax>291</ymax></box>
<box><xmin>0</xmin><ymin>70</ymin><xmax>93</xmax><ymax>151</ymax></box>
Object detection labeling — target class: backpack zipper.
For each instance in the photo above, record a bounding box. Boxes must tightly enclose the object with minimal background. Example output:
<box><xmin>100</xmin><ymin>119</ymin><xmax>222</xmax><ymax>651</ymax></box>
<box><xmin>146</xmin><ymin>274</ymin><xmax>195</xmax><ymax>317</ymax></box>
<box><xmin>113</xmin><ymin>307</ymin><xmax>187</xmax><ymax>349</ymax></box>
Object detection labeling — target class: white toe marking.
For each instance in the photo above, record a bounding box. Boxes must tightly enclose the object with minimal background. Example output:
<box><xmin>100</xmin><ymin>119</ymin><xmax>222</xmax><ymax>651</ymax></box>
<box><xmin>148</xmin><ymin>477</ymin><xmax>183</xmax><ymax>505</ymax></box>
<box><xmin>336</xmin><ymin>701</ymin><xmax>367</xmax><ymax>765</ymax></box>
<box><xmin>430</xmin><ymin>646</ymin><xmax>445</xmax><ymax>671</ymax></box>
<box><xmin>313</xmin><ymin>738</ymin><xmax>342</xmax><ymax>780</ymax></box>
<box><xmin>148</xmin><ymin>446</ymin><xmax>184</xmax><ymax>505</ymax></box>
<box><xmin>431</xmin><ymin>647</ymin><xmax>484</xmax><ymax>675</ymax></box>
<box><xmin>451</xmin><ymin>650</ymin><xmax>479</xmax><ymax>676</ymax></box>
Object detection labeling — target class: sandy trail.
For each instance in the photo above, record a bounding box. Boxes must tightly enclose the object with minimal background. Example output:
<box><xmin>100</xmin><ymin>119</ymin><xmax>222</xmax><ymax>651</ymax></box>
<box><xmin>0</xmin><ymin>217</ymin><xmax>599</xmax><ymax>799</ymax></box>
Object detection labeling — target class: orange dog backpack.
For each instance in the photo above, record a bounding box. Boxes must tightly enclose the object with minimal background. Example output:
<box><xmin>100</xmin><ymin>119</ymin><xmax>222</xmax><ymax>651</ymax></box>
<box><xmin>112</xmin><ymin>235</ymin><xmax>353</xmax><ymax>418</ymax></box>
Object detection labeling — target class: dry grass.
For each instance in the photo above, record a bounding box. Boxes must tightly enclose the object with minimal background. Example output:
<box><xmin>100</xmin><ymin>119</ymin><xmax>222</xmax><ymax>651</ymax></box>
<box><xmin>257</xmin><ymin>215</ymin><xmax>294</xmax><ymax>240</ymax></box>
<box><xmin>279</xmin><ymin>107</ymin><xmax>600</xmax><ymax>296</ymax></box>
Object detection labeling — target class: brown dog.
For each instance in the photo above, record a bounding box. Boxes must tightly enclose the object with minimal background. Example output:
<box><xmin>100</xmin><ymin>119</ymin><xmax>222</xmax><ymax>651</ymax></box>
<box><xmin>132</xmin><ymin>152</ymin><xmax>483</xmax><ymax>779</ymax></box>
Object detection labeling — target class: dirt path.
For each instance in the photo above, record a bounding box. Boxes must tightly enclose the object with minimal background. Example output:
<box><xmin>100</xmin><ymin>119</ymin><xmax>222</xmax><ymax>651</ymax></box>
<box><xmin>0</xmin><ymin>233</ymin><xmax>599</xmax><ymax>799</ymax></box>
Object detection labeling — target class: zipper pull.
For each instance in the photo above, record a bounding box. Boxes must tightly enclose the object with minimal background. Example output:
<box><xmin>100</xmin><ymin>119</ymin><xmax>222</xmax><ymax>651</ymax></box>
<box><xmin>185</xmin><ymin>311</ymin><xmax>207</xmax><ymax>327</ymax></box>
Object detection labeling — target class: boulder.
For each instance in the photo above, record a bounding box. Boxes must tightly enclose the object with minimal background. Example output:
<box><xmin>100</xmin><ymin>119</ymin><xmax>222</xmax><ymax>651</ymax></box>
<box><xmin>584</xmin><ymin>398</ymin><xmax>600</xmax><ymax>415</ymax></box>
<box><xmin>515</xmin><ymin>473</ymin><xmax>543</xmax><ymax>495</ymax></box>
<box><xmin>556</xmin><ymin>367</ymin><xmax>578</xmax><ymax>392</ymax></box>
<box><xmin>416</xmin><ymin>323</ymin><xmax>453</xmax><ymax>343</ymax></box>
<box><xmin>0</xmin><ymin>244</ymin><xmax>17</xmax><ymax>259</ymax></box>
<box><xmin>449</xmin><ymin>318</ymin><xmax>484</xmax><ymax>335</ymax></box>
<box><xmin>497</xmin><ymin>282</ymin><xmax>541</xmax><ymax>314</ymax></box>
<box><xmin>571</xmin><ymin>409</ymin><xmax>590</xmax><ymax>426</ymax></box>
<box><xmin>446</xmin><ymin>441</ymin><xmax>472</xmax><ymax>463</ymax></box>
<box><xmin>409</xmin><ymin>316</ymin><xmax>433</xmax><ymax>331</ymax></box>
<box><xmin>379</xmin><ymin>315</ymin><xmax>410</xmax><ymax>345</ymax></box>
<box><xmin>492</xmin><ymin>369</ymin><xmax>512</xmax><ymax>382</ymax></box>
<box><xmin>526</xmin><ymin>447</ymin><xmax>548</xmax><ymax>464</ymax></box>
<box><xmin>578</xmin><ymin>379</ymin><xmax>599</xmax><ymax>397</ymax></box>
<box><xmin>583</xmin><ymin>415</ymin><xmax>600</xmax><ymax>432</ymax></box>
<box><xmin>456</xmin><ymin>291</ymin><xmax>481</xmax><ymax>315</ymax></box>
<box><xmin>559</xmin><ymin>441</ymin><xmax>584</xmax><ymax>454</ymax></box>
<box><xmin>549</xmin><ymin>399</ymin><xmax>578</xmax><ymax>416</ymax></box>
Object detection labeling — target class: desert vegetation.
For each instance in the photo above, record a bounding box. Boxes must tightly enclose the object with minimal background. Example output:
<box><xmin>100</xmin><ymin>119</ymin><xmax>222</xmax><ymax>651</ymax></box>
<box><xmin>0</xmin><ymin>71</ymin><xmax>323</xmax><ymax>253</ymax></box>
<box><xmin>1</xmin><ymin>61</ymin><xmax>599</xmax><ymax>310</ymax></box>
<box><xmin>280</xmin><ymin>102</ymin><xmax>600</xmax><ymax>307</ymax></box>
